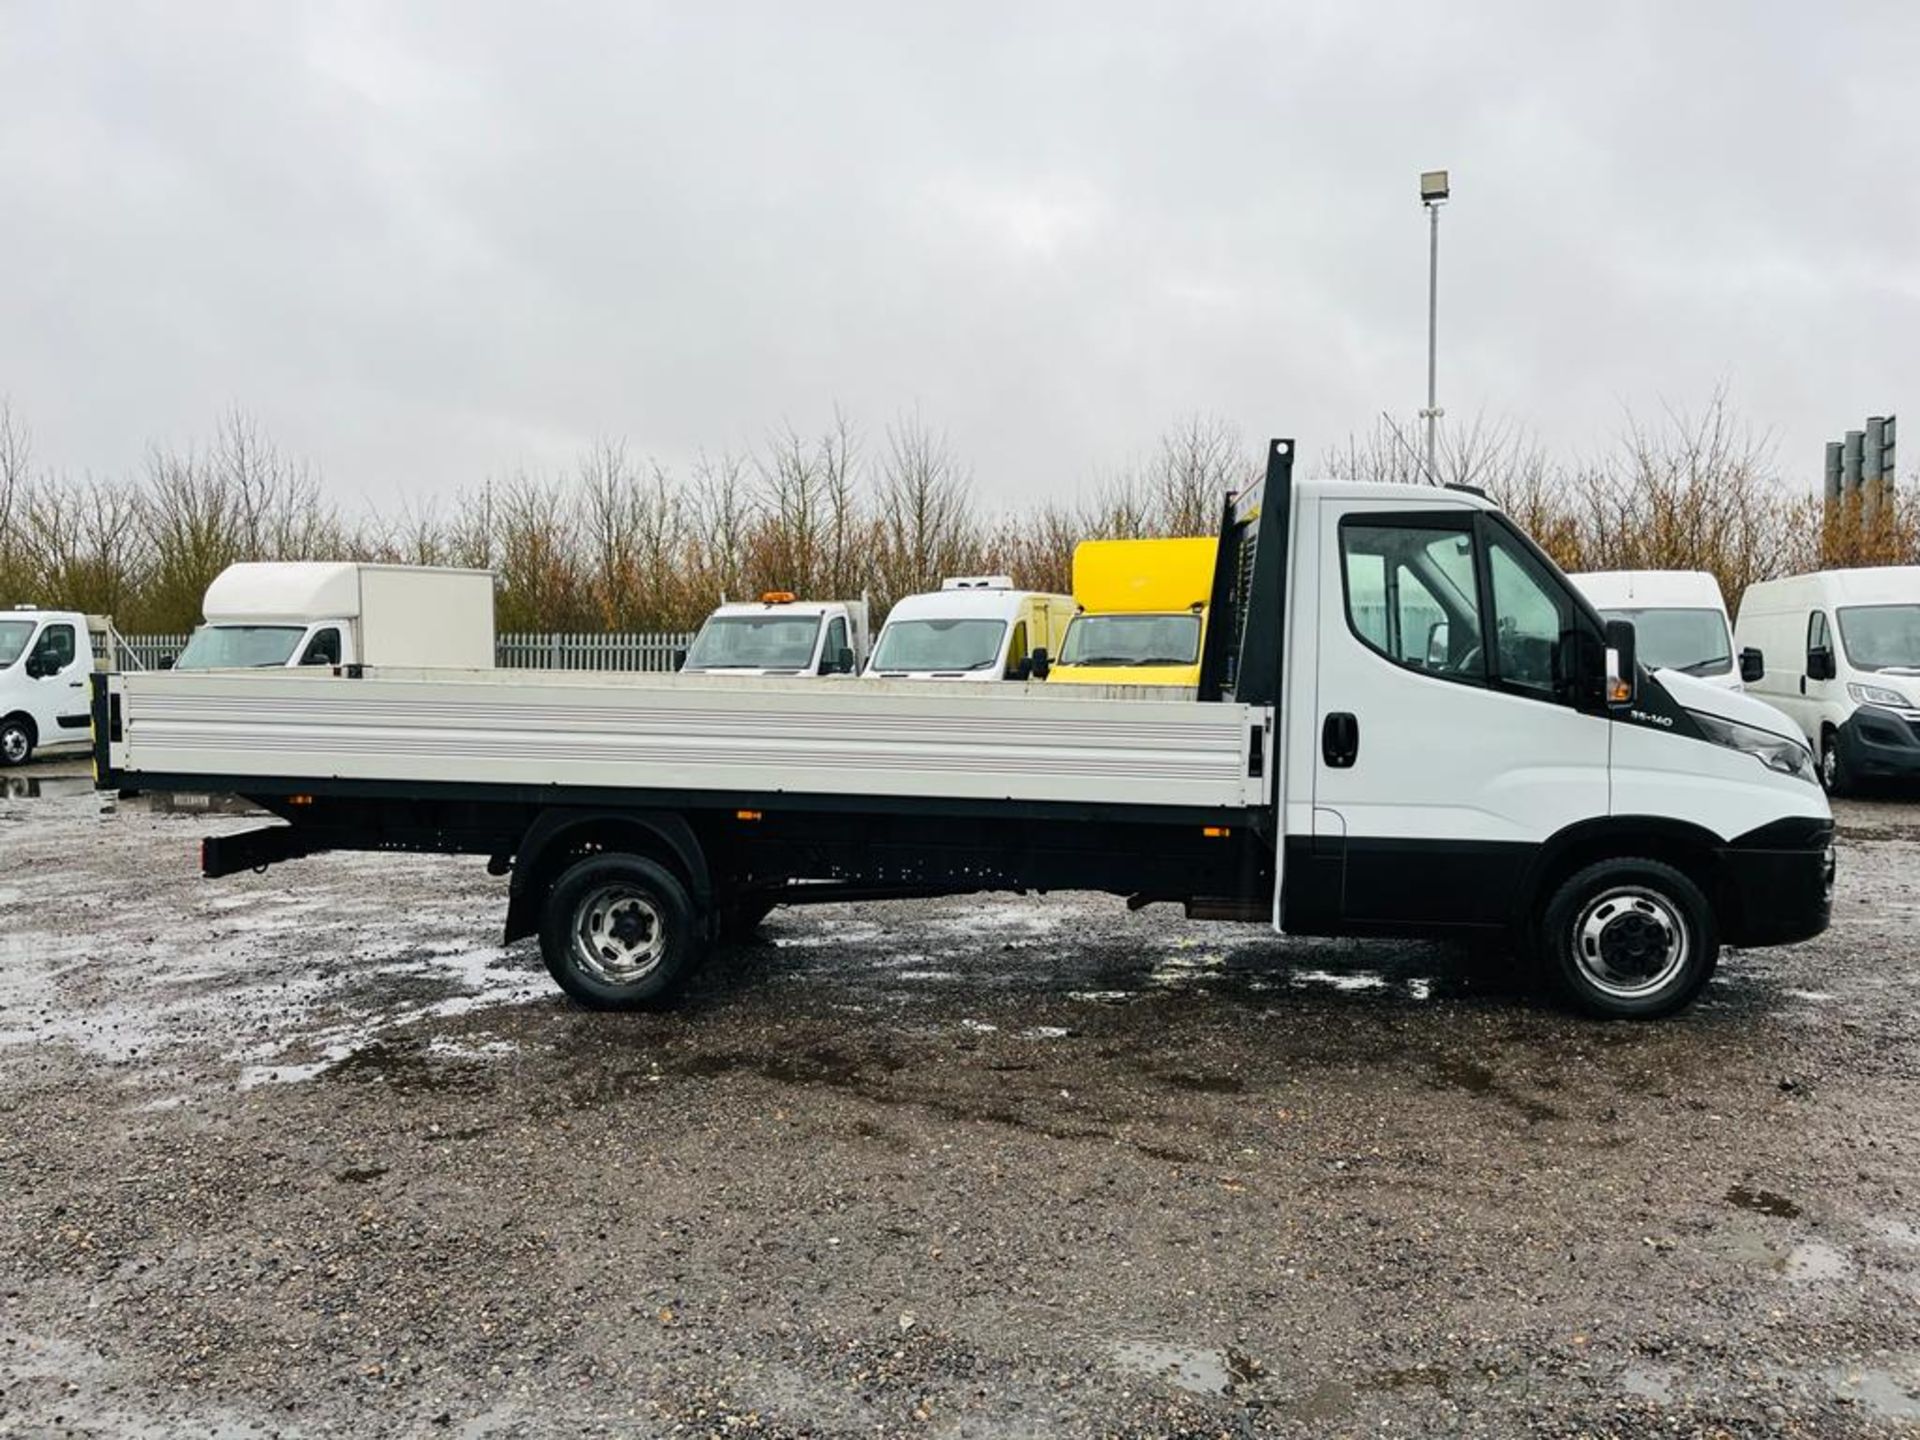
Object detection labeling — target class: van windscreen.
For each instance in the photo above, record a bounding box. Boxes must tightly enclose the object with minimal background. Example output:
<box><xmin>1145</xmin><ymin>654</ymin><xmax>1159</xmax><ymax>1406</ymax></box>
<box><xmin>1058</xmin><ymin>613</ymin><xmax>1201</xmax><ymax>667</ymax></box>
<box><xmin>1599</xmin><ymin>607</ymin><xmax>1731</xmax><ymax>676</ymax></box>
<box><xmin>1838</xmin><ymin>605</ymin><xmax>1920</xmax><ymax>673</ymax></box>
<box><xmin>175</xmin><ymin>625</ymin><xmax>307</xmax><ymax>669</ymax></box>
<box><xmin>682</xmin><ymin>614</ymin><xmax>821</xmax><ymax>671</ymax></box>
<box><xmin>870</xmin><ymin>619</ymin><xmax>1006</xmax><ymax>672</ymax></box>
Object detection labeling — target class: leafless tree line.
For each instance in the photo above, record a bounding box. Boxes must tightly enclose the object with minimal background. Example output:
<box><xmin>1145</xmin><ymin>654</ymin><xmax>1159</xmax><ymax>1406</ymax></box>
<box><xmin>0</xmin><ymin>396</ymin><xmax>1908</xmax><ymax>633</ymax></box>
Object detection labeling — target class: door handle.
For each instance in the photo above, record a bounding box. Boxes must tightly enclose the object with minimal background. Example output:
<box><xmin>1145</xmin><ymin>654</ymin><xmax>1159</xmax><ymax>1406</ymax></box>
<box><xmin>1322</xmin><ymin>712</ymin><xmax>1359</xmax><ymax>768</ymax></box>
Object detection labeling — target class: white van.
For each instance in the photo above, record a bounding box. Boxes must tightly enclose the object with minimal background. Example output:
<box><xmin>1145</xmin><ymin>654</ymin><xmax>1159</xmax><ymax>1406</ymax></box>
<box><xmin>1572</xmin><ymin>570</ymin><xmax>1755</xmax><ymax>692</ymax></box>
<box><xmin>1735</xmin><ymin>566</ymin><xmax>1920</xmax><ymax>793</ymax></box>
<box><xmin>173</xmin><ymin>563</ymin><xmax>496</xmax><ymax>671</ymax></box>
<box><xmin>0</xmin><ymin>607</ymin><xmax>98</xmax><ymax>766</ymax></box>
<box><xmin>864</xmin><ymin>578</ymin><xmax>1075</xmax><ymax>681</ymax></box>
<box><xmin>680</xmin><ymin>594</ymin><xmax>871</xmax><ymax>677</ymax></box>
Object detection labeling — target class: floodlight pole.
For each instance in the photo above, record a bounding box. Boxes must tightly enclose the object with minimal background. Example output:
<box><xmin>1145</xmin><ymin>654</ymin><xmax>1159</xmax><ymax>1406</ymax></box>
<box><xmin>1419</xmin><ymin>180</ymin><xmax>1446</xmax><ymax>484</ymax></box>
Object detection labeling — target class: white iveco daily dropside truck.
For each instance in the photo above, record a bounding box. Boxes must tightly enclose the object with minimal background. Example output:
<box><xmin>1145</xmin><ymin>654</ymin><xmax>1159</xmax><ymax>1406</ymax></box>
<box><xmin>95</xmin><ymin>439</ymin><xmax>1834</xmax><ymax>1020</ymax></box>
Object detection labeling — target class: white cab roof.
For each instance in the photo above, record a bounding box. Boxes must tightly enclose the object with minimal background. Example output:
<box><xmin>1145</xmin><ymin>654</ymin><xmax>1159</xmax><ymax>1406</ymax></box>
<box><xmin>1740</xmin><ymin>566</ymin><xmax>1920</xmax><ymax>613</ymax></box>
<box><xmin>1572</xmin><ymin>570</ymin><xmax>1728</xmax><ymax>612</ymax></box>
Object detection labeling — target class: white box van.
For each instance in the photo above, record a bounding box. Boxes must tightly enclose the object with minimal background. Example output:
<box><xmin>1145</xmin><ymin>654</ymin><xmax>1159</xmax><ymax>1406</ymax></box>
<box><xmin>1735</xmin><ymin>567</ymin><xmax>1920</xmax><ymax>792</ymax></box>
<box><xmin>173</xmin><ymin>563</ymin><xmax>496</xmax><ymax>671</ymax></box>
<box><xmin>0</xmin><ymin>607</ymin><xmax>98</xmax><ymax>766</ymax></box>
<box><xmin>1572</xmin><ymin>570</ymin><xmax>1754</xmax><ymax>692</ymax></box>
<box><xmin>864</xmin><ymin>578</ymin><xmax>1075</xmax><ymax>681</ymax></box>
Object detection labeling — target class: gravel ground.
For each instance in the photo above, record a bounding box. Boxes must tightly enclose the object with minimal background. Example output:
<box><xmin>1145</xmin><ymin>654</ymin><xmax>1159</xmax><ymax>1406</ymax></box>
<box><xmin>1</xmin><ymin>758</ymin><xmax>1917</xmax><ymax>1437</ymax></box>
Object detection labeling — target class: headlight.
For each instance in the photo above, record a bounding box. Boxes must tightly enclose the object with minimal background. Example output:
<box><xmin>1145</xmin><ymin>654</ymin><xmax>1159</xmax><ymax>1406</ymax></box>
<box><xmin>1848</xmin><ymin>681</ymin><xmax>1912</xmax><ymax>709</ymax></box>
<box><xmin>1688</xmin><ymin>710</ymin><xmax>1820</xmax><ymax>786</ymax></box>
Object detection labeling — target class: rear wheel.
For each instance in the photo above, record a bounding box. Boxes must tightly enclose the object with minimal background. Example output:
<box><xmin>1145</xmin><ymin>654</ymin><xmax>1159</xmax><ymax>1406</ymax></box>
<box><xmin>0</xmin><ymin>717</ymin><xmax>32</xmax><ymax>768</ymax></box>
<box><xmin>1539</xmin><ymin>857</ymin><xmax>1719</xmax><ymax>1019</ymax></box>
<box><xmin>538</xmin><ymin>854</ymin><xmax>704</xmax><ymax>1009</ymax></box>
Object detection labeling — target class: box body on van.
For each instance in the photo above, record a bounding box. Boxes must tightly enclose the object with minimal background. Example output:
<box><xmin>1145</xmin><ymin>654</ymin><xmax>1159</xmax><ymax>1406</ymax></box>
<box><xmin>865</xmin><ymin>579</ymin><xmax>1074</xmax><ymax>681</ymax></box>
<box><xmin>1735</xmin><ymin>566</ymin><xmax>1920</xmax><ymax>792</ymax></box>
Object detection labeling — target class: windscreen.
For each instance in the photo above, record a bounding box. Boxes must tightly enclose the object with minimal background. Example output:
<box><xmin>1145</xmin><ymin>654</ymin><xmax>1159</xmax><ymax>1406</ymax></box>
<box><xmin>1599</xmin><ymin>606</ymin><xmax>1732</xmax><ymax>676</ymax></box>
<box><xmin>174</xmin><ymin>625</ymin><xmax>306</xmax><ymax>669</ymax></box>
<box><xmin>0</xmin><ymin>620</ymin><xmax>32</xmax><ymax>668</ymax></box>
<box><xmin>1838</xmin><ymin>604</ymin><xmax>1920</xmax><ymax>673</ymax></box>
<box><xmin>870</xmin><ymin>619</ymin><xmax>1006</xmax><ymax>672</ymax></box>
<box><xmin>682</xmin><ymin>614</ymin><xmax>821</xmax><ymax>671</ymax></box>
<box><xmin>1058</xmin><ymin>613</ymin><xmax>1201</xmax><ymax>667</ymax></box>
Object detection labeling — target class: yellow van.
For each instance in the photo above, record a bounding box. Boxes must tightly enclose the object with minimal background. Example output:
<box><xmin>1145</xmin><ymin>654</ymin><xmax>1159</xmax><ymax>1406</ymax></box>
<box><xmin>1047</xmin><ymin>537</ymin><xmax>1219</xmax><ymax>687</ymax></box>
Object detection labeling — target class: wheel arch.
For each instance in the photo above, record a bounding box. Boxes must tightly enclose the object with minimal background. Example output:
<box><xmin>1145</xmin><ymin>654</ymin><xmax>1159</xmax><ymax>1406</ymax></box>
<box><xmin>1515</xmin><ymin>816</ymin><xmax>1729</xmax><ymax>934</ymax></box>
<box><xmin>1</xmin><ymin>711</ymin><xmax>37</xmax><ymax>742</ymax></box>
<box><xmin>504</xmin><ymin>808</ymin><xmax>710</xmax><ymax>943</ymax></box>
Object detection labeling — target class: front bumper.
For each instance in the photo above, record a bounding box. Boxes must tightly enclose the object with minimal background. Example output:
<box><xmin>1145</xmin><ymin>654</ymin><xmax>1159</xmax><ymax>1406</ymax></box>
<box><xmin>1838</xmin><ymin>707</ymin><xmax>1920</xmax><ymax>780</ymax></box>
<box><xmin>1716</xmin><ymin>817</ymin><xmax>1834</xmax><ymax>947</ymax></box>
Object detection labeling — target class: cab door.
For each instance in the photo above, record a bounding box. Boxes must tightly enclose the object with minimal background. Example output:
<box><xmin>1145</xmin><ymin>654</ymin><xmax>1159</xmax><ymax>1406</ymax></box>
<box><xmin>23</xmin><ymin>620</ymin><xmax>89</xmax><ymax>742</ymax></box>
<box><xmin>1311</xmin><ymin>499</ymin><xmax>1609</xmax><ymax>928</ymax></box>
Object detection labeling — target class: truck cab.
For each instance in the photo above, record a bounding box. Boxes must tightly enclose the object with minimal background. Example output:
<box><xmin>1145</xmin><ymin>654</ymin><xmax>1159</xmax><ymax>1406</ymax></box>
<box><xmin>864</xmin><ymin>578</ymin><xmax>1074</xmax><ymax>681</ymax></box>
<box><xmin>680</xmin><ymin>594</ymin><xmax>871</xmax><ymax>677</ymax></box>
<box><xmin>172</xmin><ymin>562</ymin><xmax>496</xmax><ymax>672</ymax></box>
<box><xmin>1571</xmin><ymin>569</ymin><xmax>1751</xmax><ymax>692</ymax></box>
<box><xmin>1047</xmin><ymin>537</ymin><xmax>1218</xmax><ymax>687</ymax></box>
<box><xmin>0</xmin><ymin>606</ymin><xmax>96</xmax><ymax>766</ymax></box>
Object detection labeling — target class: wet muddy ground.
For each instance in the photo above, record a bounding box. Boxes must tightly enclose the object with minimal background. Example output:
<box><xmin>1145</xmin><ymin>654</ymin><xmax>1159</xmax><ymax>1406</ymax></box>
<box><xmin>1</xmin><ymin>758</ymin><xmax>1917</xmax><ymax>1436</ymax></box>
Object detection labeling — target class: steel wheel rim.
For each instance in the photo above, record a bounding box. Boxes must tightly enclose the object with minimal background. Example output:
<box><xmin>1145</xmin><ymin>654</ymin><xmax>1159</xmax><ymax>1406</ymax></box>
<box><xmin>1572</xmin><ymin>885</ymin><xmax>1689</xmax><ymax>999</ymax></box>
<box><xmin>571</xmin><ymin>883</ymin><xmax>667</xmax><ymax>986</ymax></box>
<box><xmin>0</xmin><ymin>728</ymin><xmax>26</xmax><ymax>764</ymax></box>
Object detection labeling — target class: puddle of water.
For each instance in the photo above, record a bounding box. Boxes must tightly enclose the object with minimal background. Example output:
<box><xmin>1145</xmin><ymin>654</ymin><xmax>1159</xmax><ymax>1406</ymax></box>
<box><xmin>1111</xmin><ymin>1341</ymin><xmax>1261</xmax><ymax>1398</ymax></box>
<box><xmin>1294</xmin><ymin>969</ymin><xmax>1387</xmax><ymax>992</ymax></box>
<box><xmin>1</xmin><ymin>775</ymin><xmax>95</xmax><ymax>800</ymax></box>
<box><xmin>1726</xmin><ymin>1184</ymin><xmax>1802</xmax><ymax>1219</ymax></box>
<box><xmin>1784</xmin><ymin>1239</ymin><xmax>1852</xmax><ymax>1284</ymax></box>
<box><xmin>1621</xmin><ymin>1362</ymin><xmax>1678</xmax><ymax>1405</ymax></box>
<box><xmin>1067</xmin><ymin>990</ymin><xmax>1136</xmax><ymax>1004</ymax></box>
<box><xmin>1823</xmin><ymin>1358</ymin><xmax>1920</xmax><ymax>1420</ymax></box>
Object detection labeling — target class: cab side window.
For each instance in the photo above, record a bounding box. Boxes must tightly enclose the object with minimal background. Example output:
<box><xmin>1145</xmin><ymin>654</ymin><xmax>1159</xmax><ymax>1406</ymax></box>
<box><xmin>821</xmin><ymin>617</ymin><xmax>849</xmax><ymax>674</ymax></box>
<box><xmin>1807</xmin><ymin>611</ymin><xmax>1830</xmax><ymax>655</ymax></box>
<box><xmin>29</xmin><ymin>623</ymin><xmax>76</xmax><ymax>675</ymax></box>
<box><xmin>1485</xmin><ymin>531</ymin><xmax>1572</xmax><ymax>698</ymax></box>
<box><xmin>1340</xmin><ymin>520</ymin><xmax>1484</xmax><ymax>682</ymax></box>
<box><xmin>300</xmin><ymin>628</ymin><xmax>341</xmax><ymax>666</ymax></box>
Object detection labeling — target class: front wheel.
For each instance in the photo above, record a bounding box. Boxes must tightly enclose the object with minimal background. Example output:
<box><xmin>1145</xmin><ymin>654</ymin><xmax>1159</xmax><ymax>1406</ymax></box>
<box><xmin>538</xmin><ymin>854</ymin><xmax>704</xmax><ymax>1010</ymax></box>
<box><xmin>0</xmin><ymin>717</ymin><xmax>33</xmax><ymax>768</ymax></box>
<box><xmin>1820</xmin><ymin>729</ymin><xmax>1851</xmax><ymax>797</ymax></box>
<box><xmin>1539</xmin><ymin>858</ymin><xmax>1719</xmax><ymax>1019</ymax></box>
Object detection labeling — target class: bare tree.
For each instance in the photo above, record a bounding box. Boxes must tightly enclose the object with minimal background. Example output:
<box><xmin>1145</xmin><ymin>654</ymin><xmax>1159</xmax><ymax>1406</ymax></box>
<box><xmin>872</xmin><ymin>410</ymin><xmax>979</xmax><ymax>608</ymax></box>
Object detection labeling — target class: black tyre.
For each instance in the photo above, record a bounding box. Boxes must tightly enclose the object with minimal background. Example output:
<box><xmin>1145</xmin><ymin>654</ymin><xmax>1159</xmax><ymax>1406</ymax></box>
<box><xmin>0</xmin><ymin>716</ymin><xmax>33</xmax><ymax>768</ymax></box>
<box><xmin>538</xmin><ymin>854</ymin><xmax>704</xmax><ymax>1010</ymax></box>
<box><xmin>1539</xmin><ymin>857</ymin><xmax>1719</xmax><ymax>1019</ymax></box>
<box><xmin>1819</xmin><ymin>728</ymin><xmax>1851</xmax><ymax>797</ymax></box>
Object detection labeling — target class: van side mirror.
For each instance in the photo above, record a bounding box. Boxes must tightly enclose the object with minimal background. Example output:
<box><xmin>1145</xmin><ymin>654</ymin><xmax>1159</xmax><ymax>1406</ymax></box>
<box><xmin>835</xmin><ymin>646</ymin><xmax>856</xmax><ymax>675</ymax></box>
<box><xmin>159</xmin><ymin>654</ymin><xmax>176</xmax><ymax>671</ymax></box>
<box><xmin>1739</xmin><ymin>647</ymin><xmax>1764</xmax><ymax>684</ymax></box>
<box><xmin>672</xmin><ymin>647</ymin><xmax>687</xmax><ymax>672</ymax></box>
<box><xmin>1806</xmin><ymin>645</ymin><xmax>1836</xmax><ymax>682</ymax></box>
<box><xmin>1603</xmin><ymin>619</ymin><xmax>1637</xmax><ymax>706</ymax></box>
<box><xmin>1424</xmin><ymin>620</ymin><xmax>1450</xmax><ymax>669</ymax></box>
<box><xmin>1029</xmin><ymin>646</ymin><xmax>1051</xmax><ymax>681</ymax></box>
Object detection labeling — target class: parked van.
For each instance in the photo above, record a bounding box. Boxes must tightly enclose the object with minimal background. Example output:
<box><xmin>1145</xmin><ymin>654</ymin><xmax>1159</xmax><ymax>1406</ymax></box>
<box><xmin>865</xmin><ymin>577</ymin><xmax>1074</xmax><ymax>681</ymax></box>
<box><xmin>173</xmin><ymin>563</ymin><xmax>496</xmax><ymax>671</ymax></box>
<box><xmin>1571</xmin><ymin>570</ymin><xmax>1755</xmax><ymax>692</ymax></box>
<box><xmin>0</xmin><ymin>606</ymin><xmax>99</xmax><ymax>766</ymax></box>
<box><xmin>1735</xmin><ymin>567</ymin><xmax>1920</xmax><ymax>792</ymax></box>
<box><xmin>1048</xmin><ymin>537</ymin><xmax>1218</xmax><ymax>687</ymax></box>
<box><xmin>680</xmin><ymin>593</ymin><xmax>871</xmax><ymax>677</ymax></box>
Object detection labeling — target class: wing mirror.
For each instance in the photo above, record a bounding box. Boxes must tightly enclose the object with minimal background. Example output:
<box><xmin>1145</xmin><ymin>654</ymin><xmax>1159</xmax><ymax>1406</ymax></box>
<box><xmin>1739</xmin><ymin>647</ymin><xmax>1764</xmax><ymax>684</ymax></box>
<box><xmin>1806</xmin><ymin>645</ymin><xmax>1837</xmax><ymax>682</ymax></box>
<box><xmin>1603</xmin><ymin>618</ymin><xmax>1638</xmax><ymax>706</ymax></box>
<box><xmin>1424</xmin><ymin>620</ymin><xmax>1450</xmax><ymax>668</ymax></box>
<box><xmin>672</xmin><ymin>647</ymin><xmax>687</xmax><ymax>672</ymax></box>
<box><xmin>1028</xmin><ymin>646</ymin><xmax>1051</xmax><ymax>681</ymax></box>
<box><xmin>834</xmin><ymin>646</ymin><xmax>856</xmax><ymax>675</ymax></box>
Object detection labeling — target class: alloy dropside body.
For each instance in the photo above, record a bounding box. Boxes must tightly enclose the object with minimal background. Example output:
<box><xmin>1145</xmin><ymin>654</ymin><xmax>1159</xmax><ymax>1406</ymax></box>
<box><xmin>96</xmin><ymin>439</ymin><xmax>1834</xmax><ymax>1018</ymax></box>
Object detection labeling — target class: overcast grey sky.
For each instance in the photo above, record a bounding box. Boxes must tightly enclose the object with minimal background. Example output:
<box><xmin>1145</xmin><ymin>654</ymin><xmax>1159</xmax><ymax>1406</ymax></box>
<box><xmin>1</xmin><ymin>1</ymin><xmax>1915</xmax><ymax>510</ymax></box>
